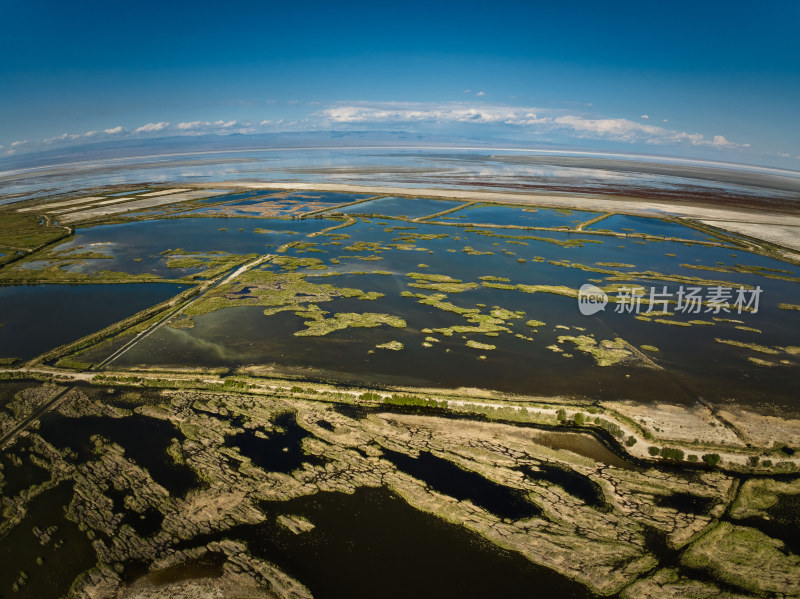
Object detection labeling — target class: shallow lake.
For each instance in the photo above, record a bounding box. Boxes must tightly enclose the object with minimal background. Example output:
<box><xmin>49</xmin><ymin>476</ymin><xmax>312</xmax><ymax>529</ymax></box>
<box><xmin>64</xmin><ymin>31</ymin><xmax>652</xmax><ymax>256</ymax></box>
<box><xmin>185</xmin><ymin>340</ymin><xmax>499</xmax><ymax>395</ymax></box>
<box><xmin>40</xmin><ymin>217</ymin><xmax>333</xmax><ymax>277</ymax></box>
<box><xmin>104</xmin><ymin>210</ymin><xmax>799</xmax><ymax>406</ymax></box>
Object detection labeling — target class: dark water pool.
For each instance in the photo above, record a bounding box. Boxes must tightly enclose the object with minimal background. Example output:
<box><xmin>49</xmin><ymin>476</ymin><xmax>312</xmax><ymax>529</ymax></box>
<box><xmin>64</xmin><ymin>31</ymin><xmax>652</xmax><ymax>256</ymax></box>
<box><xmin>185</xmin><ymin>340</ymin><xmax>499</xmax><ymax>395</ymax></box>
<box><xmin>0</xmin><ymin>283</ymin><xmax>186</xmax><ymax>360</ymax></box>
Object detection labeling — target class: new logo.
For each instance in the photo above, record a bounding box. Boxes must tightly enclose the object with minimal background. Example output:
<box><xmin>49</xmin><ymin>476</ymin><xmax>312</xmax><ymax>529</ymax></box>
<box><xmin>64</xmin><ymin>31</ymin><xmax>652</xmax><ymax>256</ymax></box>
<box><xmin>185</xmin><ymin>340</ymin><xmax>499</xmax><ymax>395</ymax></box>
<box><xmin>578</xmin><ymin>284</ymin><xmax>608</xmax><ymax>315</ymax></box>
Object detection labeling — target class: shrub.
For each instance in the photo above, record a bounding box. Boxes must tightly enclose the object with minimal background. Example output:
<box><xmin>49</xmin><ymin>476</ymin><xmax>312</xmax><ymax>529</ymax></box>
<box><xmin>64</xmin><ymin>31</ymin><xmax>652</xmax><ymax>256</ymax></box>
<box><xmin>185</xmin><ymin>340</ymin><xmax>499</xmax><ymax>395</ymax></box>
<box><xmin>556</xmin><ymin>408</ymin><xmax>567</xmax><ymax>422</ymax></box>
<box><xmin>625</xmin><ymin>436</ymin><xmax>637</xmax><ymax>447</ymax></box>
<box><xmin>775</xmin><ymin>461</ymin><xmax>798</xmax><ymax>473</ymax></box>
<box><xmin>702</xmin><ymin>453</ymin><xmax>721</xmax><ymax>466</ymax></box>
<box><xmin>648</xmin><ymin>446</ymin><xmax>660</xmax><ymax>456</ymax></box>
<box><xmin>748</xmin><ymin>456</ymin><xmax>760</xmax><ymax>467</ymax></box>
<box><xmin>573</xmin><ymin>412</ymin><xmax>585</xmax><ymax>426</ymax></box>
<box><xmin>596</xmin><ymin>419</ymin><xmax>624</xmax><ymax>438</ymax></box>
<box><xmin>660</xmin><ymin>447</ymin><xmax>685</xmax><ymax>461</ymax></box>
<box><xmin>688</xmin><ymin>454</ymin><xmax>699</xmax><ymax>462</ymax></box>
<box><xmin>762</xmin><ymin>459</ymin><xmax>773</xmax><ymax>467</ymax></box>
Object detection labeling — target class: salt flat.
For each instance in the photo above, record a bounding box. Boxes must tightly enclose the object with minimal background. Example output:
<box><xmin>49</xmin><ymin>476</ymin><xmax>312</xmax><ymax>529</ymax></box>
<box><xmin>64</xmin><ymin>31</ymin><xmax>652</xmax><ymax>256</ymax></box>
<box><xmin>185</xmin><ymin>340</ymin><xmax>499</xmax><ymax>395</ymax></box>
<box><xmin>17</xmin><ymin>195</ymin><xmax>106</xmax><ymax>212</ymax></box>
<box><xmin>59</xmin><ymin>189</ymin><xmax>230</xmax><ymax>222</ymax></box>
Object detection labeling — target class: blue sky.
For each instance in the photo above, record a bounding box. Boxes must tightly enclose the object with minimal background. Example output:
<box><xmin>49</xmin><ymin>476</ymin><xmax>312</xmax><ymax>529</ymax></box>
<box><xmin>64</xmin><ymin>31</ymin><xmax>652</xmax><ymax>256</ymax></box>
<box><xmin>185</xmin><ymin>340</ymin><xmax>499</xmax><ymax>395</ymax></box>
<box><xmin>1</xmin><ymin>0</ymin><xmax>799</xmax><ymax>168</ymax></box>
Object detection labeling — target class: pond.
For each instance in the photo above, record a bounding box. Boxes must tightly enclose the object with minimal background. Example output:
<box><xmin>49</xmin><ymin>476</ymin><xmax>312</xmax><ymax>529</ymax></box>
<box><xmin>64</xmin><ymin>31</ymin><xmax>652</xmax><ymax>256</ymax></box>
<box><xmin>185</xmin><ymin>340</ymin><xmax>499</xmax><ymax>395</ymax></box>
<box><xmin>0</xmin><ymin>282</ymin><xmax>187</xmax><ymax>361</ymax></box>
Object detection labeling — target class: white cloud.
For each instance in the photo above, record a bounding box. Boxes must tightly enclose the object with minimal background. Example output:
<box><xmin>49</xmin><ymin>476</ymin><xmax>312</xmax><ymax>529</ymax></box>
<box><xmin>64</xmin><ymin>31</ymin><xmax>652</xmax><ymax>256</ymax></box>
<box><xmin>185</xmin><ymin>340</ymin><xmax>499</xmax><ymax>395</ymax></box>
<box><xmin>476</xmin><ymin>91</ymin><xmax>485</xmax><ymax>96</ymax></box>
<box><xmin>84</xmin><ymin>126</ymin><xmax>124</xmax><ymax>137</ymax></box>
<box><xmin>177</xmin><ymin>121</ymin><xmax>205</xmax><ymax>130</ymax></box>
<box><xmin>713</xmin><ymin>135</ymin><xmax>734</xmax><ymax>147</ymax></box>
<box><xmin>43</xmin><ymin>133</ymin><xmax>81</xmax><ymax>143</ymax></box>
<box><xmin>321</xmin><ymin>103</ymin><xmax>549</xmax><ymax>126</ymax></box>
<box><xmin>662</xmin><ymin>119</ymin><xmax>668</xmax><ymax>123</ymax></box>
<box><xmin>134</xmin><ymin>122</ymin><xmax>170</xmax><ymax>133</ymax></box>
<box><xmin>553</xmin><ymin>115</ymin><xmax>667</xmax><ymax>142</ymax></box>
<box><xmin>214</xmin><ymin>120</ymin><xmax>237</xmax><ymax>127</ymax></box>
<box><xmin>10</xmin><ymin>140</ymin><xmax>28</xmax><ymax>147</ymax></box>
<box><xmin>640</xmin><ymin>114</ymin><xmax>649</xmax><ymax>119</ymax></box>
<box><xmin>320</xmin><ymin>101</ymin><xmax>749</xmax><ymax>149</ymax></box>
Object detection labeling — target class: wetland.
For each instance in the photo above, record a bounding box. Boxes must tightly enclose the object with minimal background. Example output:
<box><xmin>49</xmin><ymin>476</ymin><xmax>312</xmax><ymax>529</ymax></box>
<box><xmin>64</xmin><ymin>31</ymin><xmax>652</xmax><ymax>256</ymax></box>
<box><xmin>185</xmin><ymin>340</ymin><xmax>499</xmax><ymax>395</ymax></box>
<box><xmin>0</xmin><ymin>168</ymin><xmax>799</xmax><ymax>598</ymax></box>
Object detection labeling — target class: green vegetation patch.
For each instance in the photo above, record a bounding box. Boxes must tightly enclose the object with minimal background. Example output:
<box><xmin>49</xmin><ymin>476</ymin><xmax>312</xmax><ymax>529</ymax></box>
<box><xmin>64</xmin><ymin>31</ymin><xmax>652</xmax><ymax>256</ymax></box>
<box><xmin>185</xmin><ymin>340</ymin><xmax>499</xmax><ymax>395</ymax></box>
<box><xmin>556</xmin><ymin>335</ymin><xmax>632</xmax><ymax>366</ymax></box>
<box><xmin>432</xmin><ymin>313</ymin><xmax>512</xmax><ymax>337</ymax></box>
<box><xmin>747</xmin><ymin>357</ymin><xmax>777</xmax><ymax>367</ymax></box>
<box><xmin>0</xmin><ymin>263</ymin><xmax>173</xmax><ymax>284</ymax></box>
<box><xmin>482</xmin><ymin>282</ymin><xmax>516</xmax><ymax>290</ymax></box>
<box><xmin>596</xmin><ymin>262</ymin><xmax>635</xmax><ymax>268</ymax></box>
<box><xmin>0</xmin><ymin>211</ymin><xmax>70</xmax><ymax>251</ymax></box>
<box><xmin>681</xmin><ymin>522</ymin><xmax>800</xmax><ymax>595</ymax></box>
<box><xmin>408</xmin><ymin>281</ymin><xmax>479</xmax><ymax>293</ymax></box>
<box><xmin>714</xmin><ymin>338</ymin><xmax>780</xmax><ymax>354</ymax></box>
<box><xmin>294</xmin><ymin>307</ymin><xmax>406</xmax><ymax>337</ymax></box>
<box><xmin>490</xmin><ymin>307</ymin><xmax>524</xmax><ymax>320</ymax></box>
<box><xmin>272</xmin><ymin>255</ymin><xmax>329</xmax><ymax>271</ymax></box>
<box><xmin>517</xmin><ymin>284</ymin><xmax>579</xmax><ymax>298</ymax></box>
<box><xmin>654</xmin><ymin>319</ymin><xmax>692</xmax><ymax>327</ymax></box>
<box><xmin>465</xmin><ymin>340</ymin><xmax>496</xmax><ymax>351</ymax></box>
<box><xmin>185</xmin><ymin>269</ymin><xmax>384</xmax><ymax>320</ymax></box>
<box><xmin>464</xmin><ymin>228</ymin><xmax>603</xmax><ymax>248</ymax></box>
<box><xmin>462</xmin><ymin>245</ymin><xmax>494</xmax><ymax>255</ymax></box>
<box><xmin>407</xmin><ymin>272</ymin><xmax>462</xmax><ymax>283</ymax></box>
<box><xmin>375</xmin><ymin>340</ymin><xmax>404</xmax><ymax>351</ymax></box>
<box><xmin>344</xmin><ymin>241</ymin><xmax>388</xmax><ymax>252</ymax></box>
<box><xmin>168</xmin><ymin>315</ymin><xmax>195</xmax><ymax>329</ymax></box>
<box><xmin>730</xmin><ymin>478</ymin><xmax>800</xmax><ymax>520</ymax></box>
<box><xmin>414</xmin><ymin>293</ymin><xmax>480</xmax><ymax>315</ymax></box>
